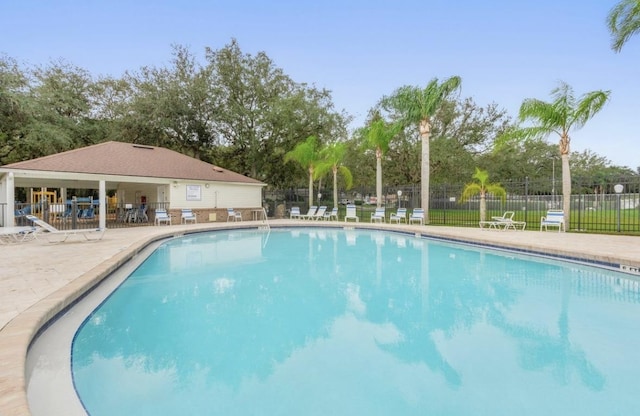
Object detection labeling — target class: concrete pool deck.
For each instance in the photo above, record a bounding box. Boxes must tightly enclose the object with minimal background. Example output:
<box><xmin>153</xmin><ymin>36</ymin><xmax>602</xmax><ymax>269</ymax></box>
<box><xmin>1</xmin><ymin>220</ymin><xmax>639</xmax><ymax>415</ymax></box>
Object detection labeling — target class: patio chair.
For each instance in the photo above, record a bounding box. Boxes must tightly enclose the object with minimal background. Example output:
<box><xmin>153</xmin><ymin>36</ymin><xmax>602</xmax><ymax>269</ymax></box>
<box><xmin>390</xmin><ymin>208</ymin><xmax>407</xmax><ymax>224</ymax></box>
<box><xmin>181</xmin><ymin>208</ymin><xmax>197</xmax><ymax>224</ymax></box>
<box><xmin>299</xmin><ymin>206</ymin><xmax>318</xmax><ymax>220</ymax></box>
<box><xmin>25</xmin><ymin>214</ymin><xmax>105</xmax><ymax>243</ymax></box>
<box><xmin>541</xmin><ymin>210</ymin><xmax>565</xmax><ymax>232</ymax></box>
<box><xmin>60</xmin><ymin>205</ymin><xmax>74</xmax><ymax>221</ymax></box>
<box><xmin>370</xmin><ymin>207</ymin><xmax>386</xmax><ymax>223</ymax></box>
<box><xmin>480</xmin><ymin>211</ymin><xmax>526</xmax><ymax>231</ymax></box>
<box><xmin>480</xmin><ymin>211</ymin><xmax>512</xmax><ymax>230</ymax></box>
<box><xmin>311</xmin><ymin>206</ymin><xmax>327</xmax><ymax>220</ymax></box>
<box><xmin>492</xmin><ymin>211</ymin><xmax>514</xmax><ymax>222</ymax></box>
<box><xmin>14</xmin><ymin>207</ymin><xmax>28</xmax><ymax>226</ymax></box>
<box><xmin>155</xmin><ymin>209</ymin><xmax>172</xmax><ymax>225</ymax></box>
<box><xmin>79</xmin><ymin>207</ymin><xmax>95</xmax><ymax>220</ymax></box>
<box><xmin>344</xmin><ymin>204</ymin><xmax>359</xmax><ymax>222</ymax></box>
<box><xmin>496</xmin><ymin>211</ymin><xmax>525</xmax><ymax>230</ymax></box>
<box><xmin>290</xmin><ymin>206</ymin><xmax>301</xmax><ymax>219</ymax></box>
<box><xmin>227</xmin><ymin>208</ymin><xmax>243</xmax><ymax>222</ymax></box>
<box><xmin>136</xmin><ymin>205</ymin><xmax>149</xmax><ymax>223</ymax></box>
<box><xmin>0</xmin><ymin>226</ymin><xmax>40</xmax><ymax>244</ymax></box>
<box><xmin>408</xmin><ymin>208</ymin><xmax>425</xmax><ymax>225</ymax></box>
<box><xmin>323</xmin><ymin>207</ymin><xmax>339</xmax><ymax>221</ymax></box>
<box><xmin>479</xmin><ymin>219</ymin><xmax>501</xmax><ymax>230</ymax></box>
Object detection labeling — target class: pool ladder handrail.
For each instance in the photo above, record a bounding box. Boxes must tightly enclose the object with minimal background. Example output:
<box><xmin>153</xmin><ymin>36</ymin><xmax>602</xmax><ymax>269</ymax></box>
<box><xmin>259</xmin><ymin>207</ymin><xmax>270</xmax><ymax>230</ymax></box>
<box><xmin>259</xmin><ymin>207</ymin><xmax>270</xmax><ymax>248</ymax></box>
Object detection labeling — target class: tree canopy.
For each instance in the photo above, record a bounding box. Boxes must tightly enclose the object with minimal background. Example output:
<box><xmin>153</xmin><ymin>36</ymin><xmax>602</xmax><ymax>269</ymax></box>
<box><xmin>0</xmin><ymin>40</ymin><xmax>634</xmax><ymax>206</ymax></box>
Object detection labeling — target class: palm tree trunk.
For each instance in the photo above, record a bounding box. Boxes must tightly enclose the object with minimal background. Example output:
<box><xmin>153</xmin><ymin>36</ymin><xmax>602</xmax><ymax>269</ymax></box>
<box><xmin>561</xmin><ymin>153</ymin><xmax>571</xmax><ymax>230</ymax></box>
<box><xmin>376</xmin><ymin>146</ymin><xmax>382</xmax><ymax>208</ymax></box>
<box><xmin>480</xmin><ymin>194</ymin><xmax>486</xmax><ymax>222</ymax></box>
<box><xmin>333</xmin><ymin>165</ymin><xmax>338</xmax><ymax>208</ymax></box>
<box><xmin>559</xmin><ymin>131</ymin><xmax>571</xmax><ymax>230</ymax></box>
<box><xmin>308</xmin><ymin>166</ymin><xmax>314</xmax><ymax>207</ymax></box>
<box><xmin>420</xmin><ymin>119</ymin><xmax>431</xmax><ymax>223</ymax></box>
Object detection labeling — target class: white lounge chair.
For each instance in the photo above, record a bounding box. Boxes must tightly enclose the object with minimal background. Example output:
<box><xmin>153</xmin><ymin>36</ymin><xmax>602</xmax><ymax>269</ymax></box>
<box><xmin>227</xmin><ymin>208</ymin><xmax>243</xmax><ymax>222</ymax></box>
<box><xmin>344</xmin><ymin>204</ymin><xmax>359</xmax><ymax>222</ymax></box>
<box><xmin>25</xmin><ymin>214</ymin><xmax>105</xmax><ymax>243</ymax></box>
<box><xmin>390</xmin><ymin>208</ymin><xmax>407</xmax><ymax>224</ymax></box>
<box><xmin>300</xmin><ymin>206</ymin><xmax>318</xmax><ymax>220</ymax></box>
<box><xmin>371</xmin><ymin>207</ymin><xmax>386</xmax><ymax>223</ymax></box>
<box><xmin>323</xmin><ymin>207</ymin><xmax>339</xmax><ymax>221</ymax></box>
<box><xmin>492</xmin><ymin>211</ymin><xmax>514</xmax><ymax>221</ymax></box>
<box><xmin>480</xmin><ymin>211</ymin><xmax>513</xmax><ymax>230</ymax></box>
<box><xmin>155</xmin><ymin>209</ymin><xmax>172</xmax><ymax>225</ymax></box>
<box><xmin>311</xmin><ymin>206</ymin><xmax>327</xmax><ymax>220</ymax></box>
<box><xmin>480</xmin><ymin>211</ymin><xmax>526</xmax><ymax>231</ymax></box>
<box><xmin>408</xmin><ymin>208</ymin><xmax>425</xmax><ymax>225</ymax></box>
<box><xmin>181</xmin><ymin>208</ymin><xmax>197</xmax><ymax>224</ymax></box>
<box><xmin>0</xmin><ymin>226</ymin><xmax>39</xmax><ymax>244</ymax></box>
<box><xmin>290</xmin><ymin>206</ymin><xmax>301</xmax><ymax>219</ymax></box>
<box><xmin>479</xmin><ymin>220</ymin><xmax>502</xmax><ymax>230</ymax></box>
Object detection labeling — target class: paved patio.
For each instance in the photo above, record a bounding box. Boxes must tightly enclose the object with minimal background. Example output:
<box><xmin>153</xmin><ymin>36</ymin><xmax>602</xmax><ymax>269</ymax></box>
<box><xmin>1</xmin><ymin>220</ymin><xmax>639</xmax><ymax>415</ymax></box>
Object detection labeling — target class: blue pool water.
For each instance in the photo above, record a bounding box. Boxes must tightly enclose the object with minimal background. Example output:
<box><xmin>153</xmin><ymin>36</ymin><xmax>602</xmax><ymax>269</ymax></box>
<box><xmin>72</xmin><ymin>228</ymin><xmax>640</xmax><ymax>415</ymax></box>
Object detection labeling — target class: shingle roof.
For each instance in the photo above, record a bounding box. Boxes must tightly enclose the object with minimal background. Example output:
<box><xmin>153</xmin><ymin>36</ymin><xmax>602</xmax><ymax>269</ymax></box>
<box><xmin>3</xmin><ymin>141</ymin><xmax>263</xmax><ymax>185</ymax></box>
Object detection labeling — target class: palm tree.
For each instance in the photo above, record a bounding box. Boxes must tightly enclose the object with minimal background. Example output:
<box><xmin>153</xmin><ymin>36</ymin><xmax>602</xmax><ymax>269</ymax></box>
<box><xmin>385</xmin><ymin>76</ymin><xmax>462</xmax><ymax>223</ymax></box>
<box><xmin>284</xmin><ymin>135</ymin><xmax>321</xmax><ymax>207</ymax></box>
<box><xmin>518</xmin><ymin>81</ymin><xmax>610</xmax><ymax>228</ymax></box>
<box><xmin>607</xmin><ymin>0</ymin><xmax>640</xmax><ymax>52</ymax></box>
<box><xmin>460</xmin><ymin>168</ymin><xmax>506</xmax><ymax>222</ymax></box>
<box><xmin>361</xmin><ymin>119</ymin><xmax>402</xmax><ymax>208</ymax></box>
<box><xmin>315</xmin><ymin>141</ymin><xmax>354</xmax><ymax>209</ymax></box>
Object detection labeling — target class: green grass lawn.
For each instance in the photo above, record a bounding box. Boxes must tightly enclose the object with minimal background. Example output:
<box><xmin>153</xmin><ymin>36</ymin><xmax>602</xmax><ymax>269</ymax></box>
<box><xmin>327</xmin><ymin>205</ymin><xmax>640</xmax><ymax>235</ymax></box>
<box><xmin>430</xmin><ymin>208</ymin><xmax>640</xmax><ymax>235</ymax></box>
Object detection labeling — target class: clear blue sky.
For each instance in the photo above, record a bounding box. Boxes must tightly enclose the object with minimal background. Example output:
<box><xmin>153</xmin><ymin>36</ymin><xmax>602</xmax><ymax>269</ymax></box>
<box><xmin>2</xmin><ymin>0</ymin><xmax>638</xmax><ymax>169</ymax></box>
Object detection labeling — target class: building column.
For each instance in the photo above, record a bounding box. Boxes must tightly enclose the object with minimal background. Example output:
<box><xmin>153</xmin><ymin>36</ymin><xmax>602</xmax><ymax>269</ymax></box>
<box><xmin>3</xmin><ymin>172</ymin><xmax>15</xmax><ymax>226</ymax></box>
<box><xmin>99</xmin><ymin>180</ymin><xmax>106</xmax><ymax>229</ymax></box>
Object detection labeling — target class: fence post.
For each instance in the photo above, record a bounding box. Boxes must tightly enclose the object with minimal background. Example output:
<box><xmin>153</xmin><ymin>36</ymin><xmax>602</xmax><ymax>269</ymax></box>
<box><xmin>41</xmin><ymin>200</ymin><xmax>48</xmax><ymax>224</ymax></box>
<box><xmin>524</xmin><ymin>177</ymin><xmax>529</xmax><ymax>225</ymax></box>
<box><xmin>72</xmin><ymin>197</ymin><xmax>78</xmax><ymax>229</ymax></box>
<box><xmin>576</xmin><ymin>177</ymin><xmax>582</xmax><ymax>231</ymax></box>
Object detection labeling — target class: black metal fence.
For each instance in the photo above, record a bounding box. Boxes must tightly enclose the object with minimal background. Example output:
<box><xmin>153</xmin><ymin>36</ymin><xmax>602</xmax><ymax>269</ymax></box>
<box><xmin>3</xmin><ymin>175</ymin><xmax>639</xmax><ymax>235</ymax></box>
<box><xmin>5</xmin><ymin>200</ymin><xmax>171</xmax><ymax>230</ymax></box>
<box><xmin>269</xmin><ymin>175</ymin><xmax>640</xmax><ymax>235</ymax></box>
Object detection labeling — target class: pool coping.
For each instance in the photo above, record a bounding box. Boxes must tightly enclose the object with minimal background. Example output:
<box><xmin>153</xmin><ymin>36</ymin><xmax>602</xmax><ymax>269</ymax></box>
<box><xmin>1</xmin><ymin>220</ymin><xmax>639</xmax><ymax>415</ymax></box>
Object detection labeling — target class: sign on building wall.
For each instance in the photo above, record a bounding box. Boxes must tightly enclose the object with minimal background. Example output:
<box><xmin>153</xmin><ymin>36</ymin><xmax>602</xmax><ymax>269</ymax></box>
<box><xmin>186</xmin><ymin>185</ymin><xmax>202</xmax><ymax>201</ymax></box>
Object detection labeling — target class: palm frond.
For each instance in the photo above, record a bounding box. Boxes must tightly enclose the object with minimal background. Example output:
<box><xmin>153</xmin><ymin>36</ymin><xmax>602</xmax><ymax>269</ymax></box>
<box><xmin>519</xmin><ymin>98</ymin><xmax>554</xmax><ymax>122</ymax></box>
<box><xmin>460</xmin><ymin>183</ymin><xmax>482</xmax><ymax>202</ymax></box>
<box><xmin>313</xmin><ymin>160</ymin><xmax>333</xmax><ymax>179</ymax></box>
<box><xmin>493</xmin><ymin>126</ymin><xmax>525</xmax><ymax>151</ymax></box>
<box><xmin>520</xmin><ymin>82</ymin><xmax>609</xmax><ymax>135</ymax></box>
<box><xmin>486</xmin><ymin>184</ymin><xmax>507</xmax><ymax>203</ymax></box>
<box><xmin>607</xmin><ymin>0</ymin><xmax>640</xmax><ymax>52</ymax></box>
<box><xmin>386</xmin><ymin>76</ymin><xmax>461</xmax><ymax>126</ymax></box>
<box><xmin>284</xmin><ymin>135</ymin><xmax>319</xmax><ymax>168</ymax></box>
<box><xmin>363</xmin><ymin>119</ymin><xmax>401</xmax><ymax>154</ymax></box>
<box><xmin>574</xmin><ymin>90</ymin><xmax>611</xmax><ymax>129</ymax></box>
<box><xmin>472</xmin><ymin>167</ymin><xmax>489</xmax><ymax>185</ymax></box>
<box><xmin>338</xmin><ymin>165</ymin><xmax>353</xmax><ymax>189</ymax></box>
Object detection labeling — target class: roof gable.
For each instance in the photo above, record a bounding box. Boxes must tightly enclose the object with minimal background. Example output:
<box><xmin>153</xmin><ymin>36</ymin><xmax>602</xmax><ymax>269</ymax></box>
<box><xmin>3</xmin><ymin>141</ymin><xmax>263</xmax><ymax>185</ymax></box>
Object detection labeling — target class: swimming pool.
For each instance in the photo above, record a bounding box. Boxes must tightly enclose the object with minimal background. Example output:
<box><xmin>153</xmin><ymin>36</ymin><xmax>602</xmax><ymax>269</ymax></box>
<box><xmin>28</xmin><ymin>228</ymin><xmax>640</xmax><ymax>415</ymax></box>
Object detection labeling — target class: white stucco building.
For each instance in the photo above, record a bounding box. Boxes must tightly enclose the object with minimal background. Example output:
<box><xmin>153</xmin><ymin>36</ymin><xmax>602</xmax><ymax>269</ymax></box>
<box><xmin>0</xmin><ymin>141</ymin><xmax>266</xmax><ymax>227</ymax></box>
